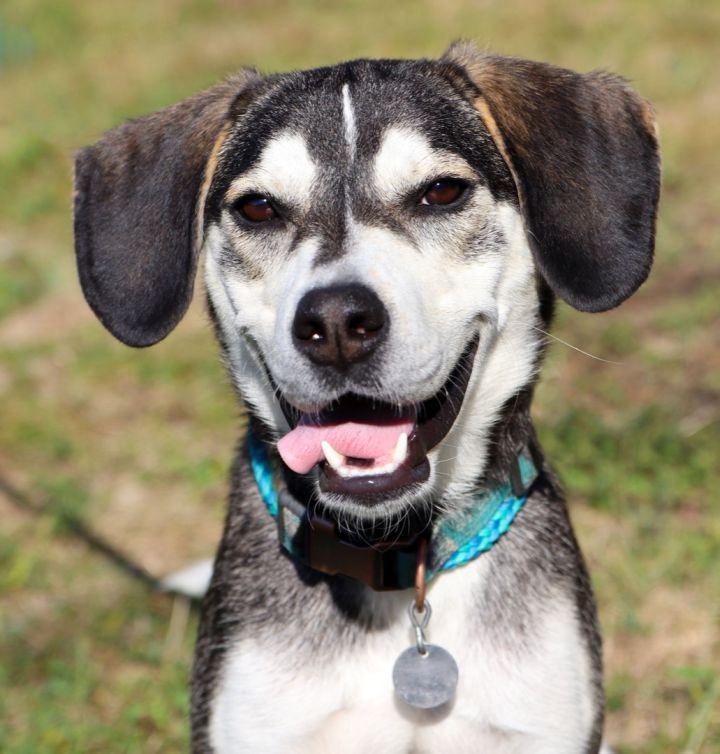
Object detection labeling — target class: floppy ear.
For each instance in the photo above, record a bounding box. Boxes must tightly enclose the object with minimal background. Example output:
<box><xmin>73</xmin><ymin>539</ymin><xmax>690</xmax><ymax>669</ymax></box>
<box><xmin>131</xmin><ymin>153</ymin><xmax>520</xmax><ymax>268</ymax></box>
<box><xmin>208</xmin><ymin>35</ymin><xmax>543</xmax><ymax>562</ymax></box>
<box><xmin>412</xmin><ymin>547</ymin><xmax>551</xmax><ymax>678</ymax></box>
<box><xmin>444</xmin><ymin>43</ymin><xmax>661</xmax><ymax>312</ymax></box>
<box><xmin>73</xmin><ymin>70</ymin><xmax>260</xmax><ymax>347</ymax></box>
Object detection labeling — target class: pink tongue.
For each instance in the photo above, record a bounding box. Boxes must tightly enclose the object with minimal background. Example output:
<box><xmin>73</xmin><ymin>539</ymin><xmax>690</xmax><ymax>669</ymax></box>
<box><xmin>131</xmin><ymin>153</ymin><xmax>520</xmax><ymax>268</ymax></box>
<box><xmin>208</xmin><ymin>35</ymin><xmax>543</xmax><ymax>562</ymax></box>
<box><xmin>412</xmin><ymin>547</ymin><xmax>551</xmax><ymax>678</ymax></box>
<box><xmin>277</xmin><ymin>419</ymin><xmax>414</xmax><ymax>474</ymax></box>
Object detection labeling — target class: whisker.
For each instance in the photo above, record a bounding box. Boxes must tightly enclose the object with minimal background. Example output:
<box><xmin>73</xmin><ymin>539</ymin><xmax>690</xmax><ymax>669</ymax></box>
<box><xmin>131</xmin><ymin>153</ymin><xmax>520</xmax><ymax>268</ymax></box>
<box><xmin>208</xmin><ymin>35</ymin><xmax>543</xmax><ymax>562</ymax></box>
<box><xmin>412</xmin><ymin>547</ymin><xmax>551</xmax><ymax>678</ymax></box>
<box><xmin>532</xmin><ymin>325</ymin><xmax>623</xmax><ymax>365</ymax></box>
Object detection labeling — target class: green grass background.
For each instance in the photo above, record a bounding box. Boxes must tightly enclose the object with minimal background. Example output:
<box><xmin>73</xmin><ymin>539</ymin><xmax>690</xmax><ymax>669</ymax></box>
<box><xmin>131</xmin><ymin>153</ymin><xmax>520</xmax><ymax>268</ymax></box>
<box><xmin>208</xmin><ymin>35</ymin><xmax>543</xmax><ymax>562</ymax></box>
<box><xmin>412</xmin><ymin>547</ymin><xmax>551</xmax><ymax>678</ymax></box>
<box><xmin>1</xmin><ymin>0</ymin><xmax>718</xmax><ymax>751</ymax></box>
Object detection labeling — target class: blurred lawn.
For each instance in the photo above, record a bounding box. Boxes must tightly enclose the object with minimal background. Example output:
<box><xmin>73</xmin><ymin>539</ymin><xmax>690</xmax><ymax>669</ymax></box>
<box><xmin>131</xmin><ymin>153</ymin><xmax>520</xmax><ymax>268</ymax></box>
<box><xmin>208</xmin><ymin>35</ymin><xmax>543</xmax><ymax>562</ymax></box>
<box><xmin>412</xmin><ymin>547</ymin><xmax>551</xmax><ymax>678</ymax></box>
<box><xmin>1</xmin><ymin>0</ymin><xmax>718</xmax><ymax>752</ymax></box>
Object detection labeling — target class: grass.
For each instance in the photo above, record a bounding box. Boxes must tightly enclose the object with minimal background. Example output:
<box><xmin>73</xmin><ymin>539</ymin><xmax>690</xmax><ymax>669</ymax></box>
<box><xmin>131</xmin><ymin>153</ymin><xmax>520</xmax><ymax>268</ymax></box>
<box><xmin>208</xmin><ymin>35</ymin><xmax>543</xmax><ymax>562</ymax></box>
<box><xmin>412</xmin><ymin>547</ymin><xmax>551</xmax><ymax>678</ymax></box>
<box><xmin>0</xmin><ymin>0</ymin><xmax>718</xmax><ymax>751</ymax></box>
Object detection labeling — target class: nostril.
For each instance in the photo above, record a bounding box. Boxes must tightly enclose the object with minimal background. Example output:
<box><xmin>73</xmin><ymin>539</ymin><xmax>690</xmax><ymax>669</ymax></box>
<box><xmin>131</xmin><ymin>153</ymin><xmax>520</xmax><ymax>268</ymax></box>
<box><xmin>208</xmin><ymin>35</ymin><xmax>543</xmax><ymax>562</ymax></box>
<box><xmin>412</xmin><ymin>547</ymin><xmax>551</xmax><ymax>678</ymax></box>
<box><xmin>346</xmin><ymin>312</ymin><xmax>384</xmax><ymax>339</ymax></box>
<box><xmin>294</xmin><ymin>317</ymin><xmax>326</xmax><ymax>342</ymax></box>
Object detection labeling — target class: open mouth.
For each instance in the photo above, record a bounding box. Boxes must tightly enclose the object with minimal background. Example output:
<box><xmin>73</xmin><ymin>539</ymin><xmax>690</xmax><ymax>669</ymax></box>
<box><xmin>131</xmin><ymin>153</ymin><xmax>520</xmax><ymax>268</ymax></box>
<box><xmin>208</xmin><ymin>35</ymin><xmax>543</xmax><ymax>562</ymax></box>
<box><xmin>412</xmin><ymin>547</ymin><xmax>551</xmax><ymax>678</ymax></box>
<box><xmin>275</xmin><ymin>336</ymin><xmax>479</xmax><ymax>502</ymax></box>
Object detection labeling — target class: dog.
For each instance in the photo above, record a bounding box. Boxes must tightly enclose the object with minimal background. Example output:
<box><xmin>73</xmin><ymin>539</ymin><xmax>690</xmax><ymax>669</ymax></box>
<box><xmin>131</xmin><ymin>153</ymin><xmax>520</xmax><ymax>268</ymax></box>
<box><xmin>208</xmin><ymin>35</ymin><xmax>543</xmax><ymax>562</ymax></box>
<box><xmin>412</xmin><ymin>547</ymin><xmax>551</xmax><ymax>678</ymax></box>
<box><xmin>73</xmin><ymin>42</ymin><xmax>660</xmax><ymax>754</ymax></box>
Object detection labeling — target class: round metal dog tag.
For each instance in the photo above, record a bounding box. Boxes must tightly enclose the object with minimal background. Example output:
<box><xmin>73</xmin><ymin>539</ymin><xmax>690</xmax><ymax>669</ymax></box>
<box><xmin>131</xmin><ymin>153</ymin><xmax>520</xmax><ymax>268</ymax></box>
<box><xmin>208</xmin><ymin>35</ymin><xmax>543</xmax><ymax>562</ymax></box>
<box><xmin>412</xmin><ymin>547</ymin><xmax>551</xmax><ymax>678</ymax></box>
<box><xmin>392</xmin><ymin>644</ymin><xmax>459</xmax><ymax>709</ymax></box>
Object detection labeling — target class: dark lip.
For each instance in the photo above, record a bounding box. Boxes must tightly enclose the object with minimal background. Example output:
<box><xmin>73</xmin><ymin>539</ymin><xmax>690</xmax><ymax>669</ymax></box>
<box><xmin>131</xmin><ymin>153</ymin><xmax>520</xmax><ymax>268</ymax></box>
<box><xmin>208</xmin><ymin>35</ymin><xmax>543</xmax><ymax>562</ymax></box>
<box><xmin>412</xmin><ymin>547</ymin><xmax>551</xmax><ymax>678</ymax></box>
<box><xmin>273</xmin><ymin>335</ymin><xmax>480</xmax><ymax>502</ymax></box>
<box><xmin>415</xmin><ymin>334</ymin><xmax>480</xmax><ymax>452</ymax></box>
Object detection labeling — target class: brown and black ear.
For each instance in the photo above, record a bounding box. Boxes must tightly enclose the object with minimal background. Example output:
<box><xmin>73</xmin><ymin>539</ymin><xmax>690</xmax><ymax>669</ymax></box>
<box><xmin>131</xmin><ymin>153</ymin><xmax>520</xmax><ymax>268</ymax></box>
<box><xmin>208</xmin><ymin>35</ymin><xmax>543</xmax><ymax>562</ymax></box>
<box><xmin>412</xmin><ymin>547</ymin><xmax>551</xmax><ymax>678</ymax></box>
<box><xmin>444</xmin><ymin>42</ymin><xmax>661</xmax><ymax>312</ymax></box>
<box><xmin>73</xmin><ymin>70</ymin><xmax>261</xmax><ymax>347</ymax></box>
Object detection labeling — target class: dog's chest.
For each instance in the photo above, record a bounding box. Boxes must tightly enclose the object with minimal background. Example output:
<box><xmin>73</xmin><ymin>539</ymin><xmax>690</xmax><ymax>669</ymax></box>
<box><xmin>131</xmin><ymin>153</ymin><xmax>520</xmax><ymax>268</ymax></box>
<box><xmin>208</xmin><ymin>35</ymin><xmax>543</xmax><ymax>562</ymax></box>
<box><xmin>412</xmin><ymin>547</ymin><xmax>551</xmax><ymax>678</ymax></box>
<box><xmin>208</xmin><ymin>559</ymin><xmax>596</xmax><ymax>754</ymax></box>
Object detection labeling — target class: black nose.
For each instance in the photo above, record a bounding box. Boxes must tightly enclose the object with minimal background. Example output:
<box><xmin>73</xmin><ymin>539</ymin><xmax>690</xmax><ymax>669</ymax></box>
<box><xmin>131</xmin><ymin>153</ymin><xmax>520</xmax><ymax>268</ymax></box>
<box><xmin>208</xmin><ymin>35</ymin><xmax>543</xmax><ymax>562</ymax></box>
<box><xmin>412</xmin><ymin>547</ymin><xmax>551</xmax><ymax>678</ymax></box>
<box><xmin>292</xmin><ymin>284</ymin><xmax>388</xmax><ymax>370</ymax></box>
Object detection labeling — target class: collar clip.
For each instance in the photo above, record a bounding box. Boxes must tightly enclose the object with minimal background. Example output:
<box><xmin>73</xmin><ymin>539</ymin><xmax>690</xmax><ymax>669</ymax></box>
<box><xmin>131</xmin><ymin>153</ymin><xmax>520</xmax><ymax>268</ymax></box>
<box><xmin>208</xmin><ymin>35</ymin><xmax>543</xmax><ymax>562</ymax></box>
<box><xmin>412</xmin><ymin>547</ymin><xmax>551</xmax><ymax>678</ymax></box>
<box><xmin>276</xmin><ymin>492</ymin><xmax>426</xmax><ymax>590</ymax></box>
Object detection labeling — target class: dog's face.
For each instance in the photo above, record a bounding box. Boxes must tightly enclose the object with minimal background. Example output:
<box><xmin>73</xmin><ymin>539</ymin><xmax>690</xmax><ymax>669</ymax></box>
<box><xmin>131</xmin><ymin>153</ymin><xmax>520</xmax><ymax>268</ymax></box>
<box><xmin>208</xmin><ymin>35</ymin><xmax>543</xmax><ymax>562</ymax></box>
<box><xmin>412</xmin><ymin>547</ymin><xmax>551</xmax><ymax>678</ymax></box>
<box><xmin>74</xmin><ymin>46</ymin><xmax>660</xmax><ymax>523</ymax></box>
<box><xmin>202</xmin><ymin>60</ymin><xmax>537</xmax><ymax>518</ymax></box>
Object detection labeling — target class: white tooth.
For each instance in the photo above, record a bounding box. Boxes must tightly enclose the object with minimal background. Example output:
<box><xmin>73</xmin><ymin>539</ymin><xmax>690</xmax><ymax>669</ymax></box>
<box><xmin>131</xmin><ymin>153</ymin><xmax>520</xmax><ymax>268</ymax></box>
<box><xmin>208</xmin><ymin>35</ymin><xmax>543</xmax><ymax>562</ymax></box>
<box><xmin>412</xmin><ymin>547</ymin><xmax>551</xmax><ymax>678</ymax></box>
<box><xmin>321</xmin><ymin>441</ymin><xmax>346</xmax><ymax>471</ymax></box>
<box><xmin>392</xmin><ymin>432</ymin><xmax>408</xmax><ymax>464</ymax></box>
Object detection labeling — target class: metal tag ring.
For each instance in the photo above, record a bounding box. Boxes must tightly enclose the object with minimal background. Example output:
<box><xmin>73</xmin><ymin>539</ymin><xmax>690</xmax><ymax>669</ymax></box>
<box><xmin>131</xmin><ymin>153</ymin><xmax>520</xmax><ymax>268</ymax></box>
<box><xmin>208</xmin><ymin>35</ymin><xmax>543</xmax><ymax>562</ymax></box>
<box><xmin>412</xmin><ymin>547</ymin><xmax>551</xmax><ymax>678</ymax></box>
<box><xmin>408</xmin><ymin>598</ymin><xmax>432</xmax><ymax>629</ymax></box>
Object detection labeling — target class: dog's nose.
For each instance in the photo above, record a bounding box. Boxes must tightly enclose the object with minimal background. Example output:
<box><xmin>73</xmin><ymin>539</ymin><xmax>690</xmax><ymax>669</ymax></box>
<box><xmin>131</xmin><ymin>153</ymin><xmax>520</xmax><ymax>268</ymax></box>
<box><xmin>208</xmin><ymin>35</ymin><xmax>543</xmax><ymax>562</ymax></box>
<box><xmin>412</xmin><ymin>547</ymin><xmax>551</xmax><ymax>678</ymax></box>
<box><xmin>292</xmin><ymin>284</ymin><xmax>388</xmax><ymax>370</ymax></box>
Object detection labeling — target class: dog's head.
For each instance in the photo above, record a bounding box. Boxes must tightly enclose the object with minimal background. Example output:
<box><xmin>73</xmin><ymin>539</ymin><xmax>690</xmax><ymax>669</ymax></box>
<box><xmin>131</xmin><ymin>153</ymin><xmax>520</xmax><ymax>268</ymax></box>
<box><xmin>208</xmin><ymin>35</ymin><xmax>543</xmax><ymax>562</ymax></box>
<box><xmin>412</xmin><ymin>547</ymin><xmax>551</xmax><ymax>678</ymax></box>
<box><xmin>74</xmin><ymin>45</ymin><xmax>660</xmax><ymax>523</ymax></box>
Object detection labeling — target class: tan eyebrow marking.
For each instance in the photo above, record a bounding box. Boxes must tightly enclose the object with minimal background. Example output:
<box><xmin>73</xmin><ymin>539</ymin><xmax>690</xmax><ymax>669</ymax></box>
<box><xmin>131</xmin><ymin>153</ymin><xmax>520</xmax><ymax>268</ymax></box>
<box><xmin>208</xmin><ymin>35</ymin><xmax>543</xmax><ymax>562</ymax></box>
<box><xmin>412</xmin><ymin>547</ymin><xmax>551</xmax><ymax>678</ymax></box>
<box><xmin>195</xmin><ymin>121</ymin><xmax>232</xmax><ymax>252</ymax></box>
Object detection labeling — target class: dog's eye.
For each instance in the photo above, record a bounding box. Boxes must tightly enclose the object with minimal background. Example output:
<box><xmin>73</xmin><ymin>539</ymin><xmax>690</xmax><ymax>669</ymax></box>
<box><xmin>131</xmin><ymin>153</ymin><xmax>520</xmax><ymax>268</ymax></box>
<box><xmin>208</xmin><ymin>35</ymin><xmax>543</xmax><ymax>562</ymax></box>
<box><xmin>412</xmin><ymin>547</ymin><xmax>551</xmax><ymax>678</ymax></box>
<box><xmin>419</xmin><ymin>179</ymin><xmax>467</xmax><ymax>207</ymax></box>
<box><xmin>234</xmin><ymin>194</ymin><xmax>277</xmax><ymax>223</ymax></box>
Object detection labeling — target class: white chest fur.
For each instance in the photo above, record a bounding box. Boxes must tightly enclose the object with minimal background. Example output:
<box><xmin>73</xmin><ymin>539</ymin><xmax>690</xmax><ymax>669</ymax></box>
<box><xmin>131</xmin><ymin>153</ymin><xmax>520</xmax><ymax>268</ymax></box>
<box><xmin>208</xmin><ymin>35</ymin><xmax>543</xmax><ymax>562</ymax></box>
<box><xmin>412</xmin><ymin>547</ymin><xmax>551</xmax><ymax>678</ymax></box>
<box><xmin>208</xmin><ymin>559</ymin><xmax>597</xmax><ymax>754</ymax></box>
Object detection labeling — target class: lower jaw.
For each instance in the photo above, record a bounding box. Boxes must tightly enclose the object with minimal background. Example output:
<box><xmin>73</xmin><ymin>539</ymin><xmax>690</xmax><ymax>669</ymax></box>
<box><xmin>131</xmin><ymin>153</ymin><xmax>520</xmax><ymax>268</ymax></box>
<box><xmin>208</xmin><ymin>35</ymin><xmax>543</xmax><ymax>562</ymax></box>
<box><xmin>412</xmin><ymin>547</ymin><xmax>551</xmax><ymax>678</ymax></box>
<box><xmin>318</xmin><ymin>456</ymin><xmax>431</xmax><ymax>501</ymax></box>
<box><xmin>317</xmin><ymin>424</ymin><xmax>431</xmax><ymax>503</ymax></box>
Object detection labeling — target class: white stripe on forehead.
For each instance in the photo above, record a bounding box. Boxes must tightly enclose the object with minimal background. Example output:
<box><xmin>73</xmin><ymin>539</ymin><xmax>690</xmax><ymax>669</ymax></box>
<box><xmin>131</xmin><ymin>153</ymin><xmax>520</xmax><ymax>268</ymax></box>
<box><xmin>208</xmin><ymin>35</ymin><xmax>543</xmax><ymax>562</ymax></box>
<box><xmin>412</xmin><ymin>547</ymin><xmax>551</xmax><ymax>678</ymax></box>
<box><xmin>342</xmin><ymin>83</ymin><xmax>357</xmax><ymax>161</ymax></box>
<box><xmin>373</xmin><ymin>126</ymin><xmax>476</xmax><ymax>202</ymax></box>
<box><xmin>226</xmin><ymin>130</ymin><xmax>317</xmax><ymax>209</ymax></box>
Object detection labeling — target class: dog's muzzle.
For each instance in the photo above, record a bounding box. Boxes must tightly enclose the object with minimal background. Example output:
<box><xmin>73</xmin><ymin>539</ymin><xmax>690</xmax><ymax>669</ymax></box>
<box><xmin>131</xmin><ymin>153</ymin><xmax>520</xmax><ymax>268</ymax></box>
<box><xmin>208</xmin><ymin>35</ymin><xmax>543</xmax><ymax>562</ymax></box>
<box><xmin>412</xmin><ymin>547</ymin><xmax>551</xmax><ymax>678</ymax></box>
<box><xmin>276</xmin><ymin>320</ymin><xmax>480</xmax><ymax>503</ymax></box>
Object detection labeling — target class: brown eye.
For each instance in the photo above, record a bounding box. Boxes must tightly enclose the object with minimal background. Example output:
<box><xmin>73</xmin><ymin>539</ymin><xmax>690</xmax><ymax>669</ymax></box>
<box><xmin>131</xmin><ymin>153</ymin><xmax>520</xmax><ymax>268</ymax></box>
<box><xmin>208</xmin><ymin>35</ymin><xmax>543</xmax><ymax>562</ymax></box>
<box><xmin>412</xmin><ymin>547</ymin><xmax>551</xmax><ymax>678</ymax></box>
<box><xmin>234</xmin><ymin>194</ymin><xmax>277</xmax><ymax>223</ymax></box>
<box><xmin>420</xmin><ymin>179</ymin><xmax>467</xmax><ymax>207</ymax></box>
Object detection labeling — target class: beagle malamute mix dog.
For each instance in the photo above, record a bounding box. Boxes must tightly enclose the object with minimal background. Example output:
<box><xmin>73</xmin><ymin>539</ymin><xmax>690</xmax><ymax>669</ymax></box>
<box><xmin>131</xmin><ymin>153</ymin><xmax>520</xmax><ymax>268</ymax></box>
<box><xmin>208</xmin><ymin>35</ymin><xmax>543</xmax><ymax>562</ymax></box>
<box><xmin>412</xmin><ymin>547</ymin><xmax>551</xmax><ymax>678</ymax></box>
<box><xmin>74</xmin><ymin>43</ymin><xmax>660</xmax><ymax>754</ymax></box>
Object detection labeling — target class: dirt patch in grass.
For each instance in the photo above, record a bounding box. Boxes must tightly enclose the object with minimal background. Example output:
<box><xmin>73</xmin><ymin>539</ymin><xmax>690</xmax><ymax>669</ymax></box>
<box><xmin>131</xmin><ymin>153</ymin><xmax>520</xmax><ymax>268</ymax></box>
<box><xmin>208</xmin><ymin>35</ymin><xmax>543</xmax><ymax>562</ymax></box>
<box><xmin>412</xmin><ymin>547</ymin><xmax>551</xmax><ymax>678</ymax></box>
<box><xmin>0</xmin><ymin>294</ymin><xmax>91</xmax><ymax>345</ymax></box>
<box><xmin>89</xmin><ymin>472</ymin><xmax>224</xmax><ymax>577</ymax></box>
<box><xmin>604</xmin><ymin>584</ymin><xmax>719</xmax><ymax>748</ymax></box>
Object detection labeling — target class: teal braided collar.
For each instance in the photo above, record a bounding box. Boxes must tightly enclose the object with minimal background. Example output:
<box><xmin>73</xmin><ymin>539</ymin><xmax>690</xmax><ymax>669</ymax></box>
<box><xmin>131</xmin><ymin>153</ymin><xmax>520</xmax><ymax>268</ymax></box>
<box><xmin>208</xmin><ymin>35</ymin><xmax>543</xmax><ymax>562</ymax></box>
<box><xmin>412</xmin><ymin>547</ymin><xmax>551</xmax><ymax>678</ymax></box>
<box><xmin>248</xmin><ymin>431</ymin><xmax>538</xmax><ymax>590</ymax></box>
